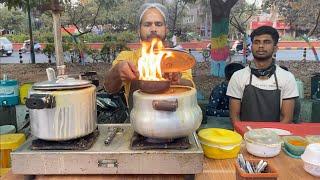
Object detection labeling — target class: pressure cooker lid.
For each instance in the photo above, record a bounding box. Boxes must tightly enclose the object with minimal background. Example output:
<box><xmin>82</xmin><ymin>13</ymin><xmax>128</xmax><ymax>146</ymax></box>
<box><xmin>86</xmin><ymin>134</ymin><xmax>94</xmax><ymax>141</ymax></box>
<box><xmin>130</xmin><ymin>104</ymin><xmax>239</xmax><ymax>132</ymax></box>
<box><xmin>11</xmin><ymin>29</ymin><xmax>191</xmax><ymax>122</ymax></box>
<box><xmin>160</xmin><ymin>48</ymin><xmax>196</xmax><ymax>72</ymax></box>
<box><xmin>32</xmin><ymin>78</ymin><xmax>91</xmax><ymax>90</ymax></box>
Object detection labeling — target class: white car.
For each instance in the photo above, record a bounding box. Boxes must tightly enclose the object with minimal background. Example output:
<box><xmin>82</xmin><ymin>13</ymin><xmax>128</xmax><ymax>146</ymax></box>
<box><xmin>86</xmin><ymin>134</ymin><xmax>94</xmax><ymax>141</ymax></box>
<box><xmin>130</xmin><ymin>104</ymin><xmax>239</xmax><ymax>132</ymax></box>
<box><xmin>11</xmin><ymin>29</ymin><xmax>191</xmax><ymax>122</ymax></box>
<box><xmin>0</xmin><ymin>37</ymin><xmax>13</xmax><ymax>56</ymax></box>
<box><xmin>20</xmin><ymin>40</ymin><xmax>42</xmax><ymax>53</ymax></box>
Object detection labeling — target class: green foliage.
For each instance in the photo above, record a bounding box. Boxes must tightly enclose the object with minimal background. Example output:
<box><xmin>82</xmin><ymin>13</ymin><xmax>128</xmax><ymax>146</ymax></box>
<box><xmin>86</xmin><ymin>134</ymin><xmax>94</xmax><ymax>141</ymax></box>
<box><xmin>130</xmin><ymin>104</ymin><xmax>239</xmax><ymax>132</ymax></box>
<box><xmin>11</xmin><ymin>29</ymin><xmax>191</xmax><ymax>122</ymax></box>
<box><xmin>0</xmin><ymin>7</ymin><xmax>28</xmax><ymax>33</ymax></box>
<box><xmin>280</xmin><ymin>35</ymin><xmax>304</xmax><ymax>41</ymax></box>
<box><xmin>43</xmin><ymin>43</ymin><xmax>54</xmax><ymax>56</ymax></box>
<box><xmin>4</xmin><ymin>34</ymin><xmax>28</xmax><ymax>43</ymax></box>
<box><xmin>0</xmin><ymin>0</ymin><xmax>53</xmax><ymax>11</ymax></box>
<box><xmin>80</xmin><ymin>31</ymin><xmax>138</xmax><ymax>43</ymax></box>
<box><xmin>263</xmin><ymin>0</ymin><xmax>320</xmax><ymax>36</ymax></box>
<box><xmin>115</xmin><ymin>31</ymin><xmax>138</xmax><ymax>43</ymax></box>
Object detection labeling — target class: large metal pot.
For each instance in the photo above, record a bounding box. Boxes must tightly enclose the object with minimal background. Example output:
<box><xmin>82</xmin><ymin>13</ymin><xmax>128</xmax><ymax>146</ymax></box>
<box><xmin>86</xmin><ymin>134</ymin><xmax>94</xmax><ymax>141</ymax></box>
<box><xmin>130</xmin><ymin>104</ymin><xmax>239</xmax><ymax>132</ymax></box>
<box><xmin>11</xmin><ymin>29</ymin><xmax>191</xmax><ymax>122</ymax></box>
<box><xmin>26</xmin><ymin>76</ymin><xmax>97</xmax><ymax>141</ymax></box>
<box><xmin>130</xmin><ymin>86</ymin><xmax>202</xmax><ymax>139</ymax></box>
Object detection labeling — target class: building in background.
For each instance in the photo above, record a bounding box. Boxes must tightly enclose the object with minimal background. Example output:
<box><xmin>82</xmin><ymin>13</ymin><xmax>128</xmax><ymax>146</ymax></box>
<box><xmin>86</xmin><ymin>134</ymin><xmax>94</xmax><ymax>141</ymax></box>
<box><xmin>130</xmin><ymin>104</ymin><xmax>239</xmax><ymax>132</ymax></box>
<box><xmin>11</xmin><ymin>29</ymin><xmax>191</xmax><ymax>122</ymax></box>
<box><xmin>248</xmin><ymin>3</ymin><xmax>291</xmax><ymax>37</ymax></box>
<box><xmin>182</xmin><ymin>1</ymin><xmax>211</xmax><ymax>39</ymax></box>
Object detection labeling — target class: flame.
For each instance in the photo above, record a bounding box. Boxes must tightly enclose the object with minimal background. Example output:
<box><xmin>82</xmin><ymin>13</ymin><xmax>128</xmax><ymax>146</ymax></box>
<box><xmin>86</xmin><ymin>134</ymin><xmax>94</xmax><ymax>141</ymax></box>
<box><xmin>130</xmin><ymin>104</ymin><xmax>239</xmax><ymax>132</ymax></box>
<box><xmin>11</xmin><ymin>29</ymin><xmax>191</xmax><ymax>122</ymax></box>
<box><xmin>138</xmin><ymin>38</ymin><xmax>171</xmax><ymax>81</ymax></box>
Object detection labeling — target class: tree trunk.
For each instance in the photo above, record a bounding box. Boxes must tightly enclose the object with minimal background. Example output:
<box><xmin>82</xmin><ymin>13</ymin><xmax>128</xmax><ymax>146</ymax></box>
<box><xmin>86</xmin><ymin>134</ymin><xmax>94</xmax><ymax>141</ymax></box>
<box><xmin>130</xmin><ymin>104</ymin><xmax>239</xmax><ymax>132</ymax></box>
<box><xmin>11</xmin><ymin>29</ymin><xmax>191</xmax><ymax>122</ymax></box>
<box><xmin>205</xmin><ymin>12</ymin><xmax>209</xmax><ymax>38</ymax></box>
<box><xmin>27</xmin><ymin>0</ymin><xmax>35</xmax><ymax>64</ymax></box>
<box><xmin>172</xmin><ymin>1</ymin><xmax>179</xmax><ymax>32</ymax></box>
<box><xmin>209</xmin><ymin>0</ymin><xmax>238</xmax><ymax>77</ymax></box>
<box><xmin>52</xmin><ymin>12</ymin><xmax>64</xmax><ymax>72</ymax></box>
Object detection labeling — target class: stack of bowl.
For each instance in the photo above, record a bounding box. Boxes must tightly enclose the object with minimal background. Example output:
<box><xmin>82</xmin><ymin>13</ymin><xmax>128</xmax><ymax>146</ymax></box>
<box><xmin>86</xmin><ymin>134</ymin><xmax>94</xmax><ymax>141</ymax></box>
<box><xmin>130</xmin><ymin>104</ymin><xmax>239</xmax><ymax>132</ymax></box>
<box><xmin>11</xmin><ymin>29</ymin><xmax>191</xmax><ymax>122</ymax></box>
<box><xmin>244</xmin><ymin>128</ymin><xmax>282</xmax><ymax>158</ymax></box>
<box><xmin>283</xmin><ymin>136</ymin><xmax>308</xmax><ymax>158</ymax></box>
<box><xmin>301</xmin><ymin>143</ymin><xmax>320</xmax><ymax>177</ymax></box>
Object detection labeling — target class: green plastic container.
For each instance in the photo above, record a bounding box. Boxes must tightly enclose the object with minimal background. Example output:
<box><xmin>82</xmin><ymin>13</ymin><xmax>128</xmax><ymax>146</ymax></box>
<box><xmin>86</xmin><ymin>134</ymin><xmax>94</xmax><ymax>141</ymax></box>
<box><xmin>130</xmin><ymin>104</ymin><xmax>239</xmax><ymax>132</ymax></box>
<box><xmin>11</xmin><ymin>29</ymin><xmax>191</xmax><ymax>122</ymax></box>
<box><xmin>283</xmin><ymin>136</ymin><xmax>308</xmax><ymax>156</ymax></box>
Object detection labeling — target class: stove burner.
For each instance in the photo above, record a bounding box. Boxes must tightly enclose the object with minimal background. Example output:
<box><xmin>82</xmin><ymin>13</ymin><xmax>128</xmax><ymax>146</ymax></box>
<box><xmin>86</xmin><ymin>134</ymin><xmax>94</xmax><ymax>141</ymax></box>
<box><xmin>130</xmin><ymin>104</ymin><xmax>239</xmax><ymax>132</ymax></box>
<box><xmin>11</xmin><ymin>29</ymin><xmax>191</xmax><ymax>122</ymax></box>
<box><xmin>146</xmin><ymin>137</ymin><xmax>173</xmax><ymax>143</ymax></box>
<box><xmin>31</xmin><ymin>129</ymin><xmax>99</xmax><ymax>150</ymax></box>
<box><xmin>130</xmin><ymin>132</ymin><xmax>190</xmax><ymax>150</ymax></box>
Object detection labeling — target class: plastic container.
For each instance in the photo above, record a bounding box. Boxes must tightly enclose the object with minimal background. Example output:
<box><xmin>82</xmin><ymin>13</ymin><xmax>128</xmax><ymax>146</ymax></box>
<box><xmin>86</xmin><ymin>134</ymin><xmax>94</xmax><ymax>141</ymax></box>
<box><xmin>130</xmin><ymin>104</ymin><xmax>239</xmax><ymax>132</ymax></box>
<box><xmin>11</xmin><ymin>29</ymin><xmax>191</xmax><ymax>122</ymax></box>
<box><xmin>235</xmin><ymin>159</ymin><xmax>278</xmax><ymax>180</ymax></box>
<box><xmin>19</xmin><ymin>83</ymin><xmax>33</xmax><ymax>105</ymax></box>
<box><xmin>0</xmin><ymin>77</ymin><xmax>19</xmax><ymax>106</ymax></box>
<box><xmin>305</xmin><ymin>135</ymin><xmax>320</xmax><ymax>144</ymax></box>
<box><xmin>0</xmin><ymin>125</ymin><xmax>16</xmax><ymax>135</ymax></box>
<box><xmin>301</xmin><ymin>143</ymin><xmax>320</xmax><ymax>177</ymax></box>
<box><xmin>283</xmin><ymin>136</ymin><xmax>308</xmax><ymax>156</ymax></box>
<box><xmin>0</xmin><ymin>133</ymin><xmax>26</xmax><ymax>176</ymax></box>
<box><xmin>198</xmin><ymin>128</ymin><xmax>242</xmax><ymax>159</ymax></box>
<box><xmin>244</xmin><ymin>129</ymin><xmax>281</xmax><ymax>158</ymax></box>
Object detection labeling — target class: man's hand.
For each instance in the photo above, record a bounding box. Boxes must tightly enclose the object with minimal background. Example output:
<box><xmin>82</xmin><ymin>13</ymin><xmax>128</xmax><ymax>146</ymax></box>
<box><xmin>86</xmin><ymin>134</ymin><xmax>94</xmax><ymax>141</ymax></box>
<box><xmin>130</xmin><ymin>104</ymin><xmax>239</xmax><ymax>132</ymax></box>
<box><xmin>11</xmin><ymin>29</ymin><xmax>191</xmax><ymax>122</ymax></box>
<box><xmin>104</xmin><ymin>61</ymin><xmax>139</xmax><ymax>94</ymax></box>
<box><xmin>229</xmin><ymin>98</ymin><xmax>241</xmax><ymax>123</ymax></box>
<box><xmin>117</xmin><ymin>61</ymin><xmax>139</xmax><ymax>81</ymax></box>
<box><xmin>163</xmin><ymin>72</ymin><xmax>181</xmax><ymax>85</ymax></box>
<box><xmin>280</xmin><ymin>99</ymin><xmax>295</xmax><ymax>123</ymax></box>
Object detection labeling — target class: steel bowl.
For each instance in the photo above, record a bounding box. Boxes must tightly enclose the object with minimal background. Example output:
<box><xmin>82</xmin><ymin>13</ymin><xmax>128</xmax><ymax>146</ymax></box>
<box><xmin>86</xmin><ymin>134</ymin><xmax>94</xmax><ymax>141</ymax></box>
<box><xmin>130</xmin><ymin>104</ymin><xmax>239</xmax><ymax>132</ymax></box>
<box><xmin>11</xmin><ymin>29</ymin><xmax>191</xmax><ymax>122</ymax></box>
<box><xmin>138</xmin><ymin>80</ymin><xmax>170</xmax><ymax>94</ymax></box>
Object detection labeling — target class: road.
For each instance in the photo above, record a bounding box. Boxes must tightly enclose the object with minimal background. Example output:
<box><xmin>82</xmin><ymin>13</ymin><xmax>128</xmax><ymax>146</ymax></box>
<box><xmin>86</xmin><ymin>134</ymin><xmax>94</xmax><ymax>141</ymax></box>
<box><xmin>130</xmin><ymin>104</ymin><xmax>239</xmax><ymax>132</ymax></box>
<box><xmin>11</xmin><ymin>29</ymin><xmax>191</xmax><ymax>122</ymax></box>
<box><xmin>0</xmin><ymin>50</ymin><xmax>319</xmax><ymax>64</ymax></box>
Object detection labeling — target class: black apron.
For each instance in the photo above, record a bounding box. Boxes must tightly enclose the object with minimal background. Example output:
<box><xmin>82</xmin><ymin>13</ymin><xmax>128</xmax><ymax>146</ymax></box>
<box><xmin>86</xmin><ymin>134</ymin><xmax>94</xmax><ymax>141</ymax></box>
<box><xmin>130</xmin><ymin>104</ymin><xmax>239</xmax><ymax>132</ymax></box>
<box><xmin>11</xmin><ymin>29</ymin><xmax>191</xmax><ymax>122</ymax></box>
<box><xmin>240</xmin><ymin>72</ymin><xmax>281</xmax><ymax>121</ymax></box>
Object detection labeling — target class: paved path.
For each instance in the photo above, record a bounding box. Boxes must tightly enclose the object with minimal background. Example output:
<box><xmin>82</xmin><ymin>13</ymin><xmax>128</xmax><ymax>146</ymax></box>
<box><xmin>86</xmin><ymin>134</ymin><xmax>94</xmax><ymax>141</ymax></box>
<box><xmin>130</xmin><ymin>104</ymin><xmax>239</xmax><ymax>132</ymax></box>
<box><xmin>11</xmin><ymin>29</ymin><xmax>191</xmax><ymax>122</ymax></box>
<box><xmin>1</xmin><ymin>49</ymin><xmax>319</xmax><ymax>64</ymax></box>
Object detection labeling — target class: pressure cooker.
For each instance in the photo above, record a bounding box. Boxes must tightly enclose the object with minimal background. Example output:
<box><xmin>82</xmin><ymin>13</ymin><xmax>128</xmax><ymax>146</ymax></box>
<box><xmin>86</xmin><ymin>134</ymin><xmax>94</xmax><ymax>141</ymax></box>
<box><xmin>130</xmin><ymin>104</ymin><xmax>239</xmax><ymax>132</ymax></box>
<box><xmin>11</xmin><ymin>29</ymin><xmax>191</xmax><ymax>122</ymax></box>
<box><xmin>25</xmin><ymin>68</ymin><xmax>97</xmax><ymax>141</ymax></box>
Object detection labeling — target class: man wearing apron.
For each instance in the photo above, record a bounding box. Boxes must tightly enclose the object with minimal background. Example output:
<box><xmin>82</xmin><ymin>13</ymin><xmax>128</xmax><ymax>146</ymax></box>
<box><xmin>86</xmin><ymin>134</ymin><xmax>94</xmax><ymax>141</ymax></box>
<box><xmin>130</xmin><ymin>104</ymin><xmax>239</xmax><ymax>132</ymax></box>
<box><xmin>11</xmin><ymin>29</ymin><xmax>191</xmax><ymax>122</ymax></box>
<box><xmin>227</xmin><ymin>26</ymin><xmax>299</xmax><ymax>123</ymax></box>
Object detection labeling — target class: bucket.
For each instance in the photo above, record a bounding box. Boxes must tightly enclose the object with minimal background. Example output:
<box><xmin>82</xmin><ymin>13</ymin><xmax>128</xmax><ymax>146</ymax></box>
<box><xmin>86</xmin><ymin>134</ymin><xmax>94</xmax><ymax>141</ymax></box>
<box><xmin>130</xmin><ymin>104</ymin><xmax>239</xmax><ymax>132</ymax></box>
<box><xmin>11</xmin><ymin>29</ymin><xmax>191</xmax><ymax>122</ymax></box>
<box><xmin>19</xmin><ymin>83</ymin><xmax>33</xmax><ymax>105</ymax></box>
<box><xmin>0</xmin><ymin>79</ymin><xmax>19</xmax><ymax>106</ymax></box>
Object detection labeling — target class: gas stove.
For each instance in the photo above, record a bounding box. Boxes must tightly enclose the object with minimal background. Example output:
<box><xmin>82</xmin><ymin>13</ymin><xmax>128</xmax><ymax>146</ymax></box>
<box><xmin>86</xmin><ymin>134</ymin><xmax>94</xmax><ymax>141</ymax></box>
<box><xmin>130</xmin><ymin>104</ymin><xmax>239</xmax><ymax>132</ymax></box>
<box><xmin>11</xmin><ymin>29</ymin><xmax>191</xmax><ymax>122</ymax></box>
<box><xmin>11</xmin><ymin>124</ymin><xmax>203</xmax><ymax>175</ymax></box>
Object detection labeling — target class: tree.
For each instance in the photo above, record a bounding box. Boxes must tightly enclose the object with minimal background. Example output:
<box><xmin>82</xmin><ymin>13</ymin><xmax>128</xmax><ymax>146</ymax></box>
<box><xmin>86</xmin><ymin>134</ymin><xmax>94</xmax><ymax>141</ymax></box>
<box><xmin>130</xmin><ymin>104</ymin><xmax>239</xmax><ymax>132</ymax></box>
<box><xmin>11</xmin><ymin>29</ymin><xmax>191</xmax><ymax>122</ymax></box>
<box><xmin>205</xmin><ymin>0</ymin><xmax>239</xmax><ymax>77</ymax></box>
<box><xmin>0</xmin><ymin>7</ymin><xmax>27</xmax><ymax>33</ymax></box>
<box><xmin>197</xmin><ymin>0</ymin><xmax>211</xmax><ymax>39</ymax></box>
<box><xmin>230</xmin><ymin>0</ymin><xmax>258</xmax><ymax>38</ymax></box>
<box><xmin>263</xmin><ymin>0</ymin><xmax>320</xmax><ymax>37</ymax></box>
<box><xmin>0</xmin><ymin>0</ymin><xmax>49</xmax><ymax>63</ymax></box>
<box><xmin>263</xmin><ymin>0</ymin><xmax>319</xmax><ymax>61</ymax></box>
<box><xmin>230</xmin><ymin>0</ymin><xmax>259</xmax><ymax>63</ymax></box>
<box><xmin>165</xmin><ymin>0</ymin><xmax>197</xmax><ymax>33</ymax></box>
<box><xmin>59</xmin><ymin>0</ymin><xmax>104</xmax><ymax>63</ymax></box>
<box><xmin>98</xmin><ymin>0</ymin><xmax>144</xmax><ymax>32</ymax></box>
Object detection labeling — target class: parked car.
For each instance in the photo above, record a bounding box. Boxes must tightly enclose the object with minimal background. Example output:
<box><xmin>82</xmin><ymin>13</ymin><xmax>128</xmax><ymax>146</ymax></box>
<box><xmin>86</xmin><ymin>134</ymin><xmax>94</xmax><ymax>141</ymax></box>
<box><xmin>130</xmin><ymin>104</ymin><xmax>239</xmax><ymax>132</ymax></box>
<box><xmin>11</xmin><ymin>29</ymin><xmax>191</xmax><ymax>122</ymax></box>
<box><xmin>20</xmin><ymin>40</ymin><xmax>42</xmax><ymax>53</ymax></box>
<box><xmin>0</xmin><ymin>37</ymin><xmax>13</xmax><ymax>56</ymax></box>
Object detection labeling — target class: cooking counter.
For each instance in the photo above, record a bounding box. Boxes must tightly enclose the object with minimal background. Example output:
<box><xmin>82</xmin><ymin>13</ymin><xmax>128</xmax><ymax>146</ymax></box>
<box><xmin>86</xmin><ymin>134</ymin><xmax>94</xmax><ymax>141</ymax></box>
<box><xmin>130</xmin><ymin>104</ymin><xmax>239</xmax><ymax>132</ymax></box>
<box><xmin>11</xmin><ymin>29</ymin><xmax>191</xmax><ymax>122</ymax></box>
<box><xmin>3</xmin><ymin>144</ymin><xmax>318</xmax><ymax>180</ymax></box>
<box><xmin>234</xmin><ymin>122</ymin><xmax>320</xmax><ymax>136</ymax></box>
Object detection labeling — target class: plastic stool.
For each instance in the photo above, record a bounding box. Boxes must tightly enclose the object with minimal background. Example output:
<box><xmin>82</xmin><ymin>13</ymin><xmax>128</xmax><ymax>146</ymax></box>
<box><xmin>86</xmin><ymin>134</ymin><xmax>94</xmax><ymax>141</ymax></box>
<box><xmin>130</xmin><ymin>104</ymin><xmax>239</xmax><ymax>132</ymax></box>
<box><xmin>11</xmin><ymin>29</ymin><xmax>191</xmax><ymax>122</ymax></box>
<box><xmin>0</xmin><ymin>133</ymin><xmax>25</xmax><ymax>176</ymax></box>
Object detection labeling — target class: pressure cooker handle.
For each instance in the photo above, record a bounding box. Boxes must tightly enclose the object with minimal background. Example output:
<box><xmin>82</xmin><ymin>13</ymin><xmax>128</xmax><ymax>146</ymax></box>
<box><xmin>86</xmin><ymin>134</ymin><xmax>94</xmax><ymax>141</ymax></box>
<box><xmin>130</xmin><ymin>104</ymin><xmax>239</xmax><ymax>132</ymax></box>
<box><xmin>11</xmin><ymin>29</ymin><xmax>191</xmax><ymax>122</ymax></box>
<box><xmin>26</xmin><ymin>94</ymin><xmax>56</xmax><ymax>109</ymax></box>
<box><xmin>152</xmin><ymin>99</ymin><xmax>178</xmax><ymax>112</ymax></box>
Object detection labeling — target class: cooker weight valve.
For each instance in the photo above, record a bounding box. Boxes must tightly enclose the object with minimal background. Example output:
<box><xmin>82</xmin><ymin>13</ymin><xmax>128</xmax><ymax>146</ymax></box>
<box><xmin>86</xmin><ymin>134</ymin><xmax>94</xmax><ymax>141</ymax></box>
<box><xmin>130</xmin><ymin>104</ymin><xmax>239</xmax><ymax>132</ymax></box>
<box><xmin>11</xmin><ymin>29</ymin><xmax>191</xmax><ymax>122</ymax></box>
<box><xmin>25</xmin><ymin>94</ymin><xmax>56</xmax><ymax>109</ymax></box>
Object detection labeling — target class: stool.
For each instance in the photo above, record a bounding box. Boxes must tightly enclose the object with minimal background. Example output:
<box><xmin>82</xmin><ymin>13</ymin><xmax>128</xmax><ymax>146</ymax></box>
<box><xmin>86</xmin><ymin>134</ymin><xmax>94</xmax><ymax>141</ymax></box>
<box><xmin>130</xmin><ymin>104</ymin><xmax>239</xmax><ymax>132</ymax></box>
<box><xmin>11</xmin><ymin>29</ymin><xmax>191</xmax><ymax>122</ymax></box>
<box><xmin>0</xmin><ymin>133</ymin><xmax>25</xmax><ymax>176</ymax></box>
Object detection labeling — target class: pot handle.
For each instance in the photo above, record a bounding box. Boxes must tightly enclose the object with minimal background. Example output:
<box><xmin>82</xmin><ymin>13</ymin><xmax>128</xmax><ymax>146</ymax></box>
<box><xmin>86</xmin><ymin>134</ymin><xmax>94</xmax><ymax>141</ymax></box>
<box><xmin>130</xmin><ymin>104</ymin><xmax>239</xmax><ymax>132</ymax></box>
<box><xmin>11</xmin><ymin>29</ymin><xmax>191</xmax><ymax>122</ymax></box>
<box><xmin>152</xmin><ymin>99</ymin><xmax>178</xmax><ymax>112</ymax></box>
<box><xmin>26</xmin><ymin>94</ymin><xmax>56</xmax><ymax>109</ymax></box>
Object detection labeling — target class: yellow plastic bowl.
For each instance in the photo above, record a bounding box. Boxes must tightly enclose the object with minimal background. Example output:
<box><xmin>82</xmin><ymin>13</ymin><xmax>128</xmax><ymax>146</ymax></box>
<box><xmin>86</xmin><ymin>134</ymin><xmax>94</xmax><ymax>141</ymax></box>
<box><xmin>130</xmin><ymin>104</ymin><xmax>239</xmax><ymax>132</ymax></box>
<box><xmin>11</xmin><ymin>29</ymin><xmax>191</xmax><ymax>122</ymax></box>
<box><xmin>198</xmin><ymin>128</ymin><xmax>242</xmax><ymax>159</ymax></box>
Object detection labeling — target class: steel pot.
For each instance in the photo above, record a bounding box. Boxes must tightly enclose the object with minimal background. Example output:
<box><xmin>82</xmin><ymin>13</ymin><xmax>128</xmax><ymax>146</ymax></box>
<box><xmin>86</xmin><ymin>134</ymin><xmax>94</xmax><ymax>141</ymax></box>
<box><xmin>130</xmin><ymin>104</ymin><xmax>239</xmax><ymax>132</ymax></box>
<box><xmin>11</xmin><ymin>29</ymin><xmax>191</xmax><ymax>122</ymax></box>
<box><xmin>26</xmin><ymin>75</ymin><xmax>97</xmax><ymax>141</ymax></box>
<box><xmin>130</xmin><ymin>86</ymin><xmax>202</xmax><ymax>139</ymax></box>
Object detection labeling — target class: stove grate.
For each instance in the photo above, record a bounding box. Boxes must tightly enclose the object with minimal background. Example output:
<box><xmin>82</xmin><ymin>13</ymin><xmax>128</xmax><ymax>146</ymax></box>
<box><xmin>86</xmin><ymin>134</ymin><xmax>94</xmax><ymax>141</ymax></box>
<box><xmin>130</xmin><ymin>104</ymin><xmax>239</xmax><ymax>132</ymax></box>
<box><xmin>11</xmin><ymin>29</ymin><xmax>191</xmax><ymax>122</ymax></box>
<box><xmin>31</xmin><ymin>129</ymin><xmax>99</xmax><ymax>150</ymax></box>
<box><xmin>130</xmin><ymin>132</ymin><xmax>190</xmax><ymax>150</ymax></box>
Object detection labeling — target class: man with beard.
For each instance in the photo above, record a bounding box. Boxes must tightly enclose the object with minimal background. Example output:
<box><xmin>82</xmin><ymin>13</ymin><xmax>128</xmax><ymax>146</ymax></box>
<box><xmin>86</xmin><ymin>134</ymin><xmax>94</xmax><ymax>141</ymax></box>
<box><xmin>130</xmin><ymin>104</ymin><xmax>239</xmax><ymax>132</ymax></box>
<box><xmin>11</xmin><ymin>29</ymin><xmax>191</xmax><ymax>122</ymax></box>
<box><xmin>227</xmin><ymin>26</ymin><xmax>299</xmax><ymax>123</ymax></box>
<box><xmin>104</xmin><ymin>3</ymin><xmax>194</xmax><ymax>109</ymax></box>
